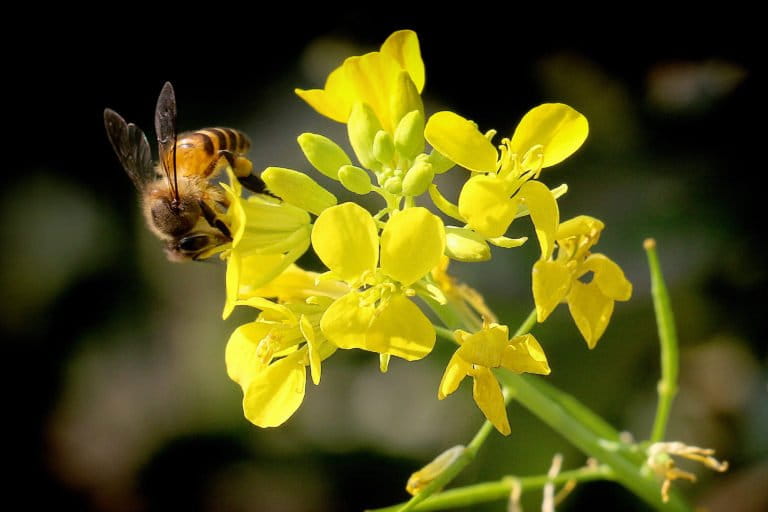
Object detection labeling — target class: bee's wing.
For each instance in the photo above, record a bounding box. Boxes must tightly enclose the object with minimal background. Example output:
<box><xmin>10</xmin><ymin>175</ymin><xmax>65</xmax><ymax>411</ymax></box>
<box><xmin>154</xmin><ymin>81</ymin><xmax>179</xmax><ymax>202</ymax></box>
<box><xmin>104</xmin><ymin>108</ymin><xmax>156</xmax><ymax>190</ymax></box>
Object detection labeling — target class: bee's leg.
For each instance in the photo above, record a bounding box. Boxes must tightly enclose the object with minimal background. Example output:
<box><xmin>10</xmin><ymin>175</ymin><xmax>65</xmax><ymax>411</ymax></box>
<box><xmin>199</xmin><ymin>200</ymin><xmax>231</xmax><ymax>240</ymax></box>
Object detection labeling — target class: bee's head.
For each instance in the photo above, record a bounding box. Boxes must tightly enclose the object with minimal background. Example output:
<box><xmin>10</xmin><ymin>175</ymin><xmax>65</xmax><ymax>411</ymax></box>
<box><xmin>164</xmin><ymin>233</ymin><xmax>228</xmax><ymax>262</ymax></box>
<box><xmin>150</xmin><ymin>195</ymin><xmax>201</xmax><ymax>237</ymax></box>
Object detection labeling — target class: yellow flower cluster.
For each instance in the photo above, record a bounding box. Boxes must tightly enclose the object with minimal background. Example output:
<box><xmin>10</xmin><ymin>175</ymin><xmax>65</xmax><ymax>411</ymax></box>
<box><xmin>219</xmin><ymin>30</ymin><xmax>631</xmax><ymax>433</ymax></box>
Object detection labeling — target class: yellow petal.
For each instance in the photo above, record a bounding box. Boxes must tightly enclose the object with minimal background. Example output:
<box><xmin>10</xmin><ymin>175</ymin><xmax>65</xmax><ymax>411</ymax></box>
<box><xmin>532</xmin><ymin>260</ymin><xmax>572</xmax><ymax>322</ymax></box>
<box><xmin>425</xmin><ymin>111</ymin><xmax>498</xmax><ymax>172</ymax></box>
<box><xmin>312</xmin><ymin>203</ymin><xmax>379</xmax><ymax>283</ymax></box>
<box><xmin>567</xmin><ymin>281</ymin><xmax>614</xmax><ymax>349</ymax></box>
<box><xmin>556</xmin><ymin>215</ymin><xmax>604</xmax><ymax>240</ymax></box>
<box><xmin>299</xmin><ymin>315</ymin><xmax>322</xmax><ymax>385</ymax></box>
<box><xmin>343</xmin><ymin>53</ymin><xmax>401</xmax><ymax>133</ymax></box>
<box><xmin>320</xmin><ymin>291</ymin><xmax>375</xmax><ymax>350</ymax></box>
<box><xmin>224</xmin><ymin>251</ymin><xmax>303</xmax><ymax>319</ymax></box>
<box><xmin>487</xmin><ymin>235</ymin><xmax>528</xmax><ymax>249</ymax></box>
<box><xmin>380</xmin><ymin>207</ymin><xmax>445</xmax><ymax>286</ymax></box>
<box><xmin>380</xmin><ymin>29</ymin><xmax>425</xmax><ymax>92</ymax></box>
<box><xmin>294</xmin><ymin>66</ymin><xmax>354</xmax><ymax>123</ymax></box>
<box><xmin>438</xmin><ymin>353</ymin><xmax>471</xmax><ymax>399</ymax></box>
<box><xmin>472</xmin><ymin>367</ymin><xmax>511</xmax><ymax>435</ymax></box>
<box><xmin>366</xmin><ymin>294</ymin><xmax>436</xmax><ymax>360</ymax></box>
<box><xmin>456</xmin><ymin>324</ymin><xmax>509</xmax><ymax>367</ymax></box>
<box><xmin>225</xmin><ymin>322</ymin><xmax>271</xmax><ymax>386</ymax></box>
<box><xmin>510</xmin><ymin>103</ymin><xmax>589</xmax><ymax>169</ymax></box>
<box><xmin>250</xmin><ymin>264</ymin><xmax>349</xmax><ymax>302</ymax></box>
<box><xmin>242</xmin><ymin>349</ymin><xmax>307</xmax><ymax>427</ymax></box>
<box><xmin>519</xmin><ymin>180</ymin><xmax>560</xmax><ymax>260</ymax></box>
<box><xmin>583</xmin><ymin>253</ymin><xmax>632</xmax><ymax>301</ymax></box>
<box><xmin>262</xmin><ymin>167</ymin><xmax>337</xmax><ymax>216</ymax></box>
<box><xmin>458</xmin><ymin>175</ymin><xmax>519</xmax><ymax>238</ymax></box>
<box><xmin>501</xmin><ymin>334</ymin><xmax>551</xmax><ymax>375</ymax></box>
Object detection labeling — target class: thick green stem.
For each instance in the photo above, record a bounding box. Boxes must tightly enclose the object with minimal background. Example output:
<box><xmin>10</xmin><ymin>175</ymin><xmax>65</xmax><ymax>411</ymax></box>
<box><xmin>645</xmin><ymin>239</ymin><xmax>680</xmax><ymax>443</ymax></box>
<box><xmin>497</xmin><ymin>372</ymin><xmax>688</xmax><ymax>510</ymax></box>
<box><xmin>368</xmin><ymin>465</ymin><xmax>614</xmax><ymax>512</ymax></box>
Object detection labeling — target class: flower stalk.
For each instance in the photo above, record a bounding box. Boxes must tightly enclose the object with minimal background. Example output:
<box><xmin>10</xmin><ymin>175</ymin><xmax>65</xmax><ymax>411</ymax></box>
<box><xmin>645</xmin><ymin>238</ymin><xmax>680</xmax><ymax>443</ymax></box>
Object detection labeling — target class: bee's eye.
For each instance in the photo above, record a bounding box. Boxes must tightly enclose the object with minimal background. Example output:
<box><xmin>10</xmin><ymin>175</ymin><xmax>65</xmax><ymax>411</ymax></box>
<box><xmin>178</xmin><ymin>235</ymin><xmax>210</xmax><ymax>252</ymax></box>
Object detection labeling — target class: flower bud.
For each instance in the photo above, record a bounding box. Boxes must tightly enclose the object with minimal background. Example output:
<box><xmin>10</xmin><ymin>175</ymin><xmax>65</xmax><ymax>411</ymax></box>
<box><xmin>383</xmin><ymin>176</ymin><xmax>402</xmax><ymax>195</ymax></box>
<box><xmin>426</xmin><ymin>149</ymin><xmax>454</xmax><ymax>174</ymax></box>
<box><xmin>348</xmin><ymin>102</ymin><xmax>383</xmax><ymax>172</ymax></box>
<box><xmin>296</xmin><ymin>133</ymin><xmax>351</xmax><ymax>180</ymax></box>
<box><xmin>373</xmin><ymin>130</ymin><xmax>395</xmax><ymax>166</ymax></box>
<box><xmin>402</xmin><ymin>160</ymin><xmax>434</xmax><ymax>197</ymax></box>
<box><xmin>261</xmin><ymin>167</ymin><xmax>337</xmax><ymax>216</ymax></box>
<box><xmin>394</xmin><ymin>110</ymin><xmax>425</xmax><ymax>160</ymax></box>
<box><xmin>445</xmin><ymin>227</ymin><xmax>491</xmax><ymax>262</ymax></box>
<box><xmin>338</xmin><ymin>165</ymin><xmax>372</xmax><ymax>195</ymax></box>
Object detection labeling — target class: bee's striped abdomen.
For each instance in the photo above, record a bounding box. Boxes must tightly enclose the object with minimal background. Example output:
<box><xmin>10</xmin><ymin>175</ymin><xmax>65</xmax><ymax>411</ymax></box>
<box><xmin>175</xmin><ymin>128</ymin><xmax>252</xmax><ymax>177</ymax></box>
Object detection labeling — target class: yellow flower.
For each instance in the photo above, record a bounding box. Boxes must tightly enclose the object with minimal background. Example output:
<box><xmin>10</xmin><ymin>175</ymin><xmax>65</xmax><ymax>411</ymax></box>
<box><xmin>220</xmin><ymin>173</ymin><xmax>313</xmax><ymax>319</ymax></box>
<box><xmin>438</xmin><ymin>322</ymin><xmax>550</xmax><ymax>435</ymax></box>
<box><xmin>226</xmin><ymin>297</ymin><xmax>336</xmax><ymax>427</ymax></box>
<box><xmin>532</xmin><ymin>216</ymin><xmax>632</xmax><ymax>348</ymax></box>
<box><xmin>250</xmin><ymin>264</ymin><xmax>349</xmax><ymax>304</ymax></box>
<box><xmin>312</xmin><ymin>203</ymin><xmax>444</xmax><ymax>361</ymax></box>
<box><xmin>425</xmin><ymin>104</ymin><xmax>588</xmax><ymax>258</ymax></box>
<box><xmin>296</xmin><ymin>29</ymin><xmax>425</xmax><ymax>134</ymax></box>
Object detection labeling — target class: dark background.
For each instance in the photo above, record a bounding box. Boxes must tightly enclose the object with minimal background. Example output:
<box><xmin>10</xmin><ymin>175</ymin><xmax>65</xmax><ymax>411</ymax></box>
<box><xmin>5</xmin><ymin>7</ymin><xmax>766</xmax><ymax>512</ymax></box>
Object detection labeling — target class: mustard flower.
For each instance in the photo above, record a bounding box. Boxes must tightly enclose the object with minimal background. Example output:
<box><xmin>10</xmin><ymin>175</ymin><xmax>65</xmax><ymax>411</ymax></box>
<box><xmin>312</xmin><ymin>203</ymin><xmax>445</xmax><ymax>362</ymax></box>
<box><xmin>226</xmin><ymin>297</ymin><xmax>336</xmax><ymax>427</ymax></box>
<box><xmin>438</xmin><ymin>322</ymin><xmax>550</xmax><ymax>435</ymax></box>
<box><xmin>295</xmin><ymin>29</ymin><xmax>425</xmax><ymax>134</ymax></box>
<box><xmin>532</xmin><ymin>216</ymin><xmax>632</xmax><ymax>348</ymax></box>
<box><xmin>221</xmin><ymin>169</ymin><xmax>338</xmax><ymax>319</ymax></box>
<box><xmin>425</xmin><ymin>104</ymin><xmax>588</xmax><ymax>260</ymax></box>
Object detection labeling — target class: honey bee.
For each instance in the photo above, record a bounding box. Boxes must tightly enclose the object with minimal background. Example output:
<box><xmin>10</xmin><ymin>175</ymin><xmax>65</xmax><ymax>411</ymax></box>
<box><xmin>104</xmin><ymin>82</ymin><xmax>270</xmax><ymax>261</ymax></box>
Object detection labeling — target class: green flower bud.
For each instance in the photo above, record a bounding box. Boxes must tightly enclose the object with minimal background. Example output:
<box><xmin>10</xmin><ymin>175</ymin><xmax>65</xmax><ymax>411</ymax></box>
<box><xmin>262</xmin><ymin>167</ymin><xmax>337</xmax><ymax>216</ymax></box>
<box><xmin>296</xmin><ymin>133</ymin><xmax>352</xmax><ymax>180</ymax></box>
<box><xmin>395</xmin><ymin>110</ymin><xmax>425</xmax><ymax>160</ymax></box>
<box><xmin>445</xmin><ymin>227</ymin><xmax>491</xmax><ymax>262</ymax></box>
<box><xmin>383</xmin><ymin>176</ymin><xmax>402</xmax><ymax>195</ymax></box>
<box><xmin>426</xmin><ymin>149</ymin><xmax>454</xmax><ymax>174</ymax></box>
<box><xmin>373</xmin><ymin>130</ymin><xmax>395</xmax><ymax>166</ymax></box>
<box><xmin>338</xmin><ymin>164</ymin><xmax>372</xmax><ymax>195</ymax></box>
<box><xmin>402</xmin><ymin>160</ymin><xmax>434</xmax><ymax>197</ymax></box>
<box><xmin>348</xmin><ymin>102</ymin><xmax>383</xmax><ymax>172</ymax></box>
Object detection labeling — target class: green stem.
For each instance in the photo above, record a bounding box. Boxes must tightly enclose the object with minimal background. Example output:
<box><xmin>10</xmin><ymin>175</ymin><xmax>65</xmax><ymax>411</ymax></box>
<box><xmin>645</xmin><ymin>239</ymin><xmax>680</xmax><ymax>443</ymax></box>
<box><xmin>368</xmin><ymin>465</ymin><xmax>614</xmax><ymax>512</ymax></box>
<box><xmin>391</xmin><ymin>421</ymin><xmax>496</xmax><ymax>512</ymax></box>
<box><xmin>497</xmin><ymin>372</ymin><xmax>688</xmax><ymax>510</ymax></box>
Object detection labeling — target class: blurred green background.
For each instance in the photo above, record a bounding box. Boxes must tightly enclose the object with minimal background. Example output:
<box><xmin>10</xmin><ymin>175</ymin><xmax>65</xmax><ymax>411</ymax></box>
<box><xmin>5</xmin><ymin>8</ymin><xmax>765</xmax><ymax>511</ymax></box>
